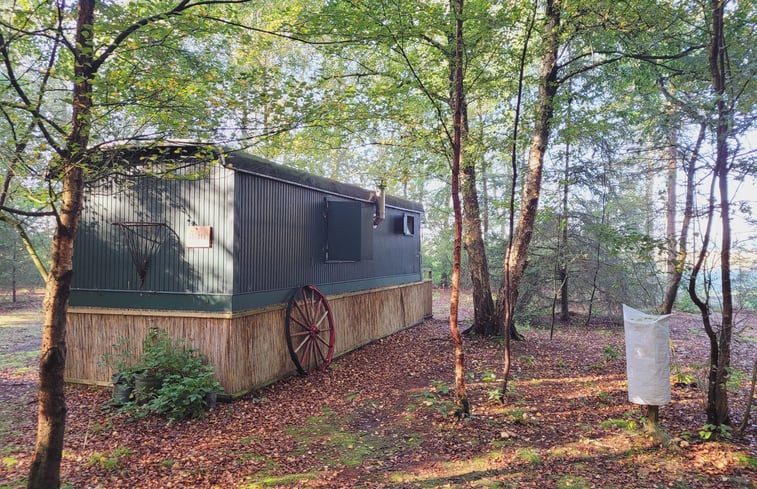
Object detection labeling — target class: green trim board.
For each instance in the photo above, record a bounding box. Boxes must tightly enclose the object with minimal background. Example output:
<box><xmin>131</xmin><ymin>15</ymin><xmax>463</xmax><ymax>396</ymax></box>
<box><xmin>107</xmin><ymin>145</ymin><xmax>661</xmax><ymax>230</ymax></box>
<box><xmin>69</xmin><ymin>290</ymin><xmax>233</xmax><ymax>312</ymax></box>
<box><xmin>70</xmin><ymin>273</ymin><xmax>422</xmax><ymax>312</ymax></box>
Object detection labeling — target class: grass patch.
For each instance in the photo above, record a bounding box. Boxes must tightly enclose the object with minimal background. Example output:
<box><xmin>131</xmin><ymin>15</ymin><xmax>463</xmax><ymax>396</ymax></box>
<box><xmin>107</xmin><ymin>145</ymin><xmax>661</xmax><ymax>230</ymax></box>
<box><xmin>241</xmin><ymin>470</ymin><xmax>319</xmax><ymax>488</ymax></box>
<box><xmin>88</xmin><ymin>447</ymin><xmax>133</xmax><ymax>471</ymax></box>
<box><xmin>556</xmin><ymin>475</ymin><xmax>591</xmax><ymax>489</ymax></box>
<box><xmin>734</xmin><ymin>452</ymin><xmax>757</xmax><ymax>469</ymax></box>
<box><xmin>237</xmin><ymin>452</ymin><xmax>267</xmax><ymax>464</ymax></box>
<box><xmin>283</xmin><ymin>407</ymin><xmax>336</xmax><ymax>440</ymax></box>
<box><xmin>2</xmin><ymin>456</ymin><xmax>19</xmax><ymax>469</ymax></box>
<box><xmin>0</xmin><ymin>350</ymin><xmax>38</xmax><ymax>370</ymax></box>
<box><xmin>600</xmin><ymin>418</ymin><xmax>637</xmax><ymax>431</ymax></box>
<box><xmin>515</xmin><ymin>447</ymin><xmax>541</xmax><ymax>466</ymax></box>
<box><xmin>503</xmin><ymin>408</ymin><xmax>530</xmax><ymax>425</ymax></box>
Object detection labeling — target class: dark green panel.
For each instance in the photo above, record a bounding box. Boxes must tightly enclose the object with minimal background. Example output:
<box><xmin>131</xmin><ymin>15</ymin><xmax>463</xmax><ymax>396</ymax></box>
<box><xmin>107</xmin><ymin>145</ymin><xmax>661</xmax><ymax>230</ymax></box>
<box><xmin>71</xmin><ymin>155</ymin><xmax>235</xmax><ymax>298</ymax></box>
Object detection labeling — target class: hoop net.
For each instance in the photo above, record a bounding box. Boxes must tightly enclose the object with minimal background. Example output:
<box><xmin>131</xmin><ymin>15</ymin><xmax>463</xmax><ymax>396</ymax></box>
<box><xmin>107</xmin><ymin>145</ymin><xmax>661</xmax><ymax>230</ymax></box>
<box><xmin>114</xmin><ymin>222</ymin><xmax>168</xmax><ymax>287</ymax></box>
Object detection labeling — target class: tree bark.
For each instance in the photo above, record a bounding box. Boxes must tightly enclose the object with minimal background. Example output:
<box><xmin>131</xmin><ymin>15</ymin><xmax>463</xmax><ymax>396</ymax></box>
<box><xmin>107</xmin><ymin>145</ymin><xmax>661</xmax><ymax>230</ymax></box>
<box><xmin>461</xmin><ymin>102</ymin><xmax>496</xmax><ymax>335</ymax></box>
<box><xmin>660</xmin><ymin>121</ymin><xmax>705</xmax><ymax>315</ymax></box>
<box><xmin>495</xmin><ymin>0</ymin><xmax>560</xmax><ymax>336</ymax></box>
<box><xmin>688</xmin><ymin>173</ymin><xmax>721</xmax><ymax>425</ymax></box>
<box><xmin>12</xmin><ymin>246</ymin><xmax>17</xmax><ymax>303</ymax></box>
<box><xmin>708</xmin><ymin>0</ymin><xmax>732</xmax><ymax>426</ymax></box>
<box><xmin>558</xmin><ymin>94</ymin><xmax>571</xmax><ymax>322</ymax></box>
<box><xmin>27</xmin><ymin>2</ymin><xmax>94</xmax><ymax>487</ymax></box>
<box><xmin>665</xmin><ymin>124</ymin><xmax>678</xmax><ymax>281</ymax></box>
<box><xmin>449</xmin><ymin>0</ymin><xmax>469</xmax><ymax>417</ymax></box>
<box><xmin>0</xmin><ymin>212</ymin><xmax>50</xmax><ymax>281</ymax></box>
<box><xmin>736</xmin><ymin>356</ymin><xmax>756</xmax><ymax>436</ymax></box>
<box><xmin>462</xmin><ymin>161</ymin><xmax>497</xmax><ymax>335</ymax></box>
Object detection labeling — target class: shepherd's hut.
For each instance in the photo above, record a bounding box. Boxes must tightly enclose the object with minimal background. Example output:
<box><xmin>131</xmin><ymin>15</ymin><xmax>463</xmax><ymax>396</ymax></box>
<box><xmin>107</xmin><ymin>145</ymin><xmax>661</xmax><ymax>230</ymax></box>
<box><xmin>65</xmin><ymin>143</ymin><xmax>431</xmax><ymax>396</ymax></box>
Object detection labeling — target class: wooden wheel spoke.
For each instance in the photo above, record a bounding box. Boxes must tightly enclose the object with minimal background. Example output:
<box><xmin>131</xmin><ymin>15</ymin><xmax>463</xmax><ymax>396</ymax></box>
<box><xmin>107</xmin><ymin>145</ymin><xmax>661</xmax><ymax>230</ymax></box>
<box><xmin>314</xmin><ymin>309</ymin><xmax>330</xmax><ymax>329</ymax></box>
<box><xmin>308</xmin><ymin>338</ymin><xmax>320</xmax><ymax>369</ymax></box>
<box><xmin>313</xmin><ymin>340</ymin><xmax>324</xmax><ymax>367</ymax></box>
<box><xmin>304</xmin><ymin>291</ymin><xmax>317</xmax><ymax>323</ymax></box>
<box><xmin>314</xmin><ymin>340</ymin><xmax>327</xmax><ymax>364</ymax></box>
<box><xmin>300</xmin><ymin>339</ymin><xmax>312</xmax><ymax>366</ymax></box>
<box><xmin>315</xmin><ymin>334</ymin><xmax>332</xmax><ymax>349</ymax></box>
<box><xmin>293</xmin><ymin>300</ymin><xmax>310</xmax><ymax>324</ymax></box>
<box><xmin>291</xmin><ymin>316</ymin><xmax>310</xmax><ymax>330</ymax></box>
<box><xmin>294</xmin><ymin>336</ymin><xmax>309</xmax><ymax>353</ymax></box>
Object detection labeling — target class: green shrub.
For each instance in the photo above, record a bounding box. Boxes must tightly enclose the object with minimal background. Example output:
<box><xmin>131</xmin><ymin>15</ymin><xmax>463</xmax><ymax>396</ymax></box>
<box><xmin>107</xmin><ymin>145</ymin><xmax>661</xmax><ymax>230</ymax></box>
<box><xmin>111</xmin><ymin>326</ymin><xmax>222</xmax><ymax>421</ymax></box>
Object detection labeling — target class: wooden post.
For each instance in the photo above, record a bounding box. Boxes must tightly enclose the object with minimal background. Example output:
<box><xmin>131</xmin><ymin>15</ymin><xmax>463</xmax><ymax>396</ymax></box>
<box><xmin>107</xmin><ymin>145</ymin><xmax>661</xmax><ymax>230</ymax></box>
<box><xmin>12</xmin><ymin>246</ymin><xmax>17</xmax><ymax>303</ymax></box>
<box><xmin>646</xmin><ymin>405</ymin><xmax>659</xmax><ymax>430</ymax></box>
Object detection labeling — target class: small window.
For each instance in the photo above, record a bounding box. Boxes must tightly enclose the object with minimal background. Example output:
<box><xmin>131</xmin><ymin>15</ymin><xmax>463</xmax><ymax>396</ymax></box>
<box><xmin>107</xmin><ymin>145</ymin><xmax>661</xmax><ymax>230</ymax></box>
<box><xmin>403</xmin><ymin>214</ymin><xmax>415</xmax><ymax>236</ymax></box>
<box><xmin>395</xmin><ymin>213</ymin><xmax>416</xmax><ymax>236</ymax></box>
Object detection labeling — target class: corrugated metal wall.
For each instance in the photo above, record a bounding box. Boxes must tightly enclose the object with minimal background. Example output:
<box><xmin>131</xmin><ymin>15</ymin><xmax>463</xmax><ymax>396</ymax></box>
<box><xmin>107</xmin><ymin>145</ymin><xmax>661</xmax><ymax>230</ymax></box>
<box><xmin>233</xmin><ymin>172</ymin><xmax>421</xmax><ymax>296</ymax></box>
<box><xmin>72</xmin><ymin>162</ymin><xmax>235</xmax><ymax>295</ymax></box>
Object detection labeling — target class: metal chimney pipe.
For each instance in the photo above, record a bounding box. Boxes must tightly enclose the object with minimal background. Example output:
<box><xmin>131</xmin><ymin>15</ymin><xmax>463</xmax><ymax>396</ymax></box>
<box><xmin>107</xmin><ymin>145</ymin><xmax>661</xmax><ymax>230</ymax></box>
<box><xmin>373</xmin><ymin>182</ymin><xmax>386</xmax><ymax>227</ymax></box>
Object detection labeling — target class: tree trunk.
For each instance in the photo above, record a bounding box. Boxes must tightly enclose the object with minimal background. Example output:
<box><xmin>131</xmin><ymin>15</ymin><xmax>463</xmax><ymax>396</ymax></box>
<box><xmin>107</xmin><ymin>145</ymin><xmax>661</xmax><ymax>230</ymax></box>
<box><xmin>708</xmin><ymin>0</ymin><xmax>732</xmax><ymax>426</ymax></box>
<box><xmin>12</xmin><ymin>246</ymin><xmax>17</xmax><ymax>303</ymax></box>
<box><xmin>736</xmin><ymin>356</ymin><xmax>756</xmax><ymax>436</ymax></box>
<box><xmin>558</xmin><ymin>94</ymin><xmax>571</xmax><ymax>322</ymax></box>
<box><xmin>665</xmin><ymin>124</ymin><xmax>678</xmax><ymax>281</ymax></box>
<box><xmin>688</xmin><ymin>174</ymin><xmax>720</xmax><ymax>425</ymax></box>
<box><xmin>585</xmin><ymin>161</ymin><xmax>607</xmax><ymax>327</ymax></box>
<box><xmin>461</xmin><ymin>101</ymin><xmax>496</xmax><ymax>335</ymax></box>
<box><xmin>442</xmin><ymin>17</ymin><xmax>496</xmax><ymax>337</ymax></box>
<box><xmin>495</xmin><ymin>0</ymin><xmax>560</xmax><ymax>336</ymax></box>
<box><xmin>0</xmin><ymin>212</ymin><xmax>50</xmax><ymax>281</ymax></box>
<box><xmin>481</xmin><ymin>155</ymin><xmax>489</xmax><ymax>236</ymax></box>
<box><xmin>462</xmin><ymin>159</ymin><xmax>497</xmax><ymax>335</ymax></box>
<box><xmin>448</xmin><ymin>0</ymin><xmax>469</xmax><ymax>418</ymax></box>
<box><xmin>646</xmin><ymin>405</ymin><xmax>660</xmax><ymax>432</ymax></box>
<box><xmin>27</xmin><ymin>1</ymin><xmax>94</xmax><ymax>487</ymax></box>
<box><xmin>660</xmin><ymin>121</ymin><xmax>705</xmax><ymax>315</ymax></box>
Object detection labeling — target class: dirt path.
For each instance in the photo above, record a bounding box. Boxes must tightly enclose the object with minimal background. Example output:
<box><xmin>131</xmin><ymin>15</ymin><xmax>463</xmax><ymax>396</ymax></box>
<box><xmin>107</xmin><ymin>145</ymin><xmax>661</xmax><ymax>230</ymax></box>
<box><xmin>0</xmin><ymin>292</ymin><xmax>755</xmax><ymax>488</ymax></box>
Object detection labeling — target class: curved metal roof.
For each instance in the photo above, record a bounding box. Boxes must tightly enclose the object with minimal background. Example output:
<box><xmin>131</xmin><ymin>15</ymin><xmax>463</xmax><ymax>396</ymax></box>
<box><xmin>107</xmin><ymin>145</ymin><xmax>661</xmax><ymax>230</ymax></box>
<box><xmin>92</xmin><ymin>142</ymin><xmax>423</xmax><ymax>213</ymax></box>
<box><xmin>224</xmin><ymin>149</ymin><xmax>424</xmax><ymax>213</ymax></box>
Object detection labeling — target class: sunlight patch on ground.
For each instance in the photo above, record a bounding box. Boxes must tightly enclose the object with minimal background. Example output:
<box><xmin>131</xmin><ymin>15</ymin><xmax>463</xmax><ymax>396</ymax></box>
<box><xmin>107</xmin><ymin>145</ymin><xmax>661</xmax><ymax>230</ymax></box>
<box><xmin>0</xmin><ymin>311</ymin><xmax>41</xmax><ymax>327</ymax></box>
<box><xmin>546</xmin><ymin>433</ymin><xmax>637</xmax><ymax>461</ymax></box>
<box><xmin>386</xmin><ymin>454</ymin><xmax>503</xmax><ymax>486</ymax></box>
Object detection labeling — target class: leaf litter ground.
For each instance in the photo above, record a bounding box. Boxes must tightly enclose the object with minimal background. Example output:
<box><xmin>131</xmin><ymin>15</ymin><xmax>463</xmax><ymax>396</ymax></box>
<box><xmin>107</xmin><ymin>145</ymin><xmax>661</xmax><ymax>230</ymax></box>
<box><xmin>0</xmin><ymin>290</ymin><xmax>755</xmax><ymax>488</ymax></box>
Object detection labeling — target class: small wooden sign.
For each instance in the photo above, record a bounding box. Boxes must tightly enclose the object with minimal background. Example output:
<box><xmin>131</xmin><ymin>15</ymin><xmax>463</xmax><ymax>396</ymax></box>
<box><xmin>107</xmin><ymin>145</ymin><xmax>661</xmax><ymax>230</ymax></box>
<box><xmin>186</xmin><ymin>226</ymin><xmax>212</xmax><ymax>248</ymax></box>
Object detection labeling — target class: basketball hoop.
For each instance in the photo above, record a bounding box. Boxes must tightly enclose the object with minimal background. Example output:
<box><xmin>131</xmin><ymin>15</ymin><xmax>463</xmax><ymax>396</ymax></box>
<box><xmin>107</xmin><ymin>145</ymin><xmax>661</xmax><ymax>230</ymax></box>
<box><xmin>114</xmin><ymin>221</ymin><xmax>168</xmax><ymax>287</ymax></box>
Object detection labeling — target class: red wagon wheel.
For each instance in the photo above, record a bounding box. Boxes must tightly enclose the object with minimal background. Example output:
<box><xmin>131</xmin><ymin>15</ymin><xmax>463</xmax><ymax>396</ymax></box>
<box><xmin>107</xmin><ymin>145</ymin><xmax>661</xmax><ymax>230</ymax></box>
<box><xmin>285</xmin><ymin>285</ymin><xmax>335</xmax><ymax>374</ymax></box>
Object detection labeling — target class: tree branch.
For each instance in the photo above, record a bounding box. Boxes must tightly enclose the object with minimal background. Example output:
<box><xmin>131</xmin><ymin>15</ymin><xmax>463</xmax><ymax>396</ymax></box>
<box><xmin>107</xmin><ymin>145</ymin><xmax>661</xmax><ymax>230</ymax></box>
<box><xmin>0</xmin><ymin>211</ymin><xmax>49</xmax><ymax>281</ymax></box>
<box><xmin>92</xmin><ymin>0</ymin><xmax>255</xmax><ymax>72</ymax></box>
<box><xmin>0</xmin><ymin>205</ymin><xmax>56</xmax><ymax>217</ymax></box>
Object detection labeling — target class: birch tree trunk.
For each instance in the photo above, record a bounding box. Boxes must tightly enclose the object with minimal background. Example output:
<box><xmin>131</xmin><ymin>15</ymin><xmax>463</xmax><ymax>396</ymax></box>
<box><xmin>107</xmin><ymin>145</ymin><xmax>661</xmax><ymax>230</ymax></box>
<box><xmin>449</xmin><ymin>0</ymin><xmax>469</xmax><ymax>417</ymax></box>
<box><xmin>27</xmin><ymin>1</ymin><xmax>94</xmax><ymax>486</ymax></box>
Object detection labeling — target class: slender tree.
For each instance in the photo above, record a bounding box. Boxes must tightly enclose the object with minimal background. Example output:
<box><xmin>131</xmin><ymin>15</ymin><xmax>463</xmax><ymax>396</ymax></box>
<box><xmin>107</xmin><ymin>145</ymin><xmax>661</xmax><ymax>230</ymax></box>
<box><xmin>704</xmin><ymin>0</ymin><xmax>733</xmax><ymax>426</ymax></box>
<box><xmin>1</xmin><ymin>2</ymin><xmax>253</xmax><ymax>486</ymax></box>
<box><xmin>449</xmin><ymin>0</ymin><xmax>470</xmax><ymax>417</ymax></box>
<box><xmin>660</xmin><ymin>119</ymin><xmax>705</xmax><ymax>315</ymax></box>
<box><xmin>495</xmin><ymin>0</ymin><xmax>560</xmax><ymax>338</ymax></box>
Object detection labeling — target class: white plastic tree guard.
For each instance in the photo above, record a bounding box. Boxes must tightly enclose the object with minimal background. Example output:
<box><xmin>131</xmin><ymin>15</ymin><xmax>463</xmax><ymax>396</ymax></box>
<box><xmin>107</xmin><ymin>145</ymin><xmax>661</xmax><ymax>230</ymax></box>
<box><xmin>623</xmin><ymin>305</ymin><xmax>672</xmax><ymax>405</ymax></box>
